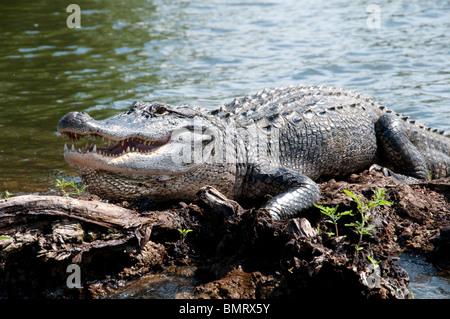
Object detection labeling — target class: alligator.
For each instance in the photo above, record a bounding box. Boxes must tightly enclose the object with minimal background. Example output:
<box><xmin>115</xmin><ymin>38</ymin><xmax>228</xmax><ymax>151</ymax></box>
<box><xmin>57</xmin><ymin>85</ymin><xmax>450</xmax><ymax>220</ymax></box>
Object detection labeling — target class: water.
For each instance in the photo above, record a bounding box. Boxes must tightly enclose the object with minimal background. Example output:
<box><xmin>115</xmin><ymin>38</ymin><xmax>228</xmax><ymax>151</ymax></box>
<box><xmin>398</xmin><ymin>254</ymin><xmax>450</xmax><ymax>299</ymax></box>
<box><xmin>1</xmin><ymin>0</ymin><xmax>450</xmax><ymax>194</ymax></box>
<box><xmin>0</xmin><ymin>0</ymin><xmax>449</xmax><ymax>298</ymax></box>
<box><xmin>107</xmin><ymin>274</ymin><xmax>197</xmax><ymax>299</ymax></box>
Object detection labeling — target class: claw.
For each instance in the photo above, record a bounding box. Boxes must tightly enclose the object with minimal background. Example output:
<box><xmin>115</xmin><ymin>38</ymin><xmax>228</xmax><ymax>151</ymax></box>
<box><xmin>369</xmin><ymin>164</ymin><xmax>390</xmax><ymax>177</ymax></box>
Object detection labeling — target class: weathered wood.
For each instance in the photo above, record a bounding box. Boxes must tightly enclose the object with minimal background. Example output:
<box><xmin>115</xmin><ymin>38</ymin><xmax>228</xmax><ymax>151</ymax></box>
<box><xmin>0</xmin><ymin>195</ymin><xmax>158</xmax><ymax>264</ymax></box>
<box><xmin>0</xmin><ymin>195</ymin><xmax>171</xmax><ymax>297</ymax></box>
<box><xmin>196</xmin><ymin>186</ymin><xmax>245</xmax><ymax>219</ymax></box>
<box><xmin>0</xmin><ymin>195</ymin><xmax>152</xmax><ymax>231</ymax></box>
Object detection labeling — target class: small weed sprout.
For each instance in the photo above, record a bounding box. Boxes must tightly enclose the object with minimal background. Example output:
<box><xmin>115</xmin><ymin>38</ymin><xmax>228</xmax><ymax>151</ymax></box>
<box><xmin>0</xmin><ymin>191</ymin><xmax>13</xmax><ymax>239</ymax></box>
<box><xmin>366</xmin><ymin>255</ymin><xmax>382</xmax><ymax>288</ymax></box>
<box><xmin>56</xmin><ymin>178</ymin><xmax>86</xmax><ymax>197</ymax></box>
<box><xmin>314</xmin><ymin>204</ymin><xmax>353</xmax><ymax>237</ymax></box>
<box><xmin>367</xmin><ymin>255</ymin><xmax>380</xmax><ymax>270</ymax></box>
<box><xmin>0</xmin><ymin>190</ymin><xmax>13</xmax><ymax>199</ymax></box>
<box><xmin>344</xmin><ymin>189</ymin><xmax>392</xmax><ymax>250</ymax></box>
<box><xmin>177</xmin><ymin>228</ymin><xmax>193</xmax><ymax>244</ymax></box>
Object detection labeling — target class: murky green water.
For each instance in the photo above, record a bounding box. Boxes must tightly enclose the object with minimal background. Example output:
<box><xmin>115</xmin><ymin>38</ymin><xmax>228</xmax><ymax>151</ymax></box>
<box><xmin>0</xmin><ymin>0</ymin><xmax>449</xmax><ymax>298</ymax></box>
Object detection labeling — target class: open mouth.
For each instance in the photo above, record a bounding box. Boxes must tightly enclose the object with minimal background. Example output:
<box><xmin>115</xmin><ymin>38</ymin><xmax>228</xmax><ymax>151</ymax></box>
<box><xmin>60</xmin><ymin>132</ymin><xmax>171</xmax><ymax>157</ymax></box>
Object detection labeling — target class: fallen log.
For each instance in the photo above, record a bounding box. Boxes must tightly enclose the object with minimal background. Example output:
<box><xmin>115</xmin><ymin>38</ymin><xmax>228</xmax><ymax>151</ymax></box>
<box><xmin>0</xmin><ymin>195</ymin><xmax>166</xmax><ymax>297</ymax></box>
<box><xmin>0</xmin><ymin>195</ymin><xmax>152</xmax><ymax>230</ymax></box>
<box><xmin>0</xmin><ymin>195</ymin><xmax>157</xmax><ymax>265</ymax></box>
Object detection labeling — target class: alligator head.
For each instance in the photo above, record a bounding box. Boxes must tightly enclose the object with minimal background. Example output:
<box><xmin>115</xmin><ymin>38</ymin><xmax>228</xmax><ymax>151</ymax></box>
<box><xmin>57</xmin><ymin>102</ymin><xmax>218</xmax><ymax>200</ymax></box>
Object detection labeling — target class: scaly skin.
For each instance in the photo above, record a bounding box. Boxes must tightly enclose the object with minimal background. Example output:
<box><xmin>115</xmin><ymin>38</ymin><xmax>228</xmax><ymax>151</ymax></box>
<box><xmin>57</xmin><ymin>85</ymin><xmax>450</xmax><ymax>220</ymax></box>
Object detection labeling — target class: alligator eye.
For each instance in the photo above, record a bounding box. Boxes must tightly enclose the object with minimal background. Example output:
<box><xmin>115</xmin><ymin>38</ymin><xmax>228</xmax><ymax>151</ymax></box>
<box><xmin>154</xmin><ymin>105</ymin><xmax>169</xmax><ymax>115</ymax></box>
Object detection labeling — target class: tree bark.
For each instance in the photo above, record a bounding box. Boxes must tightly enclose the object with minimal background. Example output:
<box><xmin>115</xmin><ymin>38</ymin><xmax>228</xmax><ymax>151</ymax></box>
<box><xmin>0</xmin><ymin>195</ymin><xmax>157</xmax><ymax>263</ymax></box>
<box><xmin>0</xmin><ymin>195</ymin><xmax>151</xmax><ymax>230</ymax></box>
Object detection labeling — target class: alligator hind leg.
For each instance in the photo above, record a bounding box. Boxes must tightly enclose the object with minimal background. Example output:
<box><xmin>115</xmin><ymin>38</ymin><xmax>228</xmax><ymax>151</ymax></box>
<box><xmin>244</xmin><ymin>165</ymin><xmax>320</xmax><ymax>220</ymax></box>
<box><xmin>374</xmin><ymin>113</ymin><xmax>430</xmax><ymax>183</ymax></box>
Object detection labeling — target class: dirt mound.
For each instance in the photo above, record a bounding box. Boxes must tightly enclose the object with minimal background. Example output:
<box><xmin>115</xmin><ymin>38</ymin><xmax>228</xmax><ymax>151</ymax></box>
<box><xmin>0</xmin><ymin>170</ymin><xmax>448</xmax><ymax>299</ymax></box>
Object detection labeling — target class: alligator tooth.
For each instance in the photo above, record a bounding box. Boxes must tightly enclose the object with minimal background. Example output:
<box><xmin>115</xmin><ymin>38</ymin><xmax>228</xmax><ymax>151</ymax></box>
<box><xmin>64</xmin><ymin>144</ymin><xmax>68</xmax><ymax>151</ymax></box>
<box><xmin>93</xmin><ymin>145</ymin><xmax>97</xmax><ymax>153</ymax></box>
<box><xmin>126</xmin><ymin>146</ymin><xmax>131</xmax><ymax>153</ymax></box>
<box><xmin>121</xmin><ymin>140</ymin><xmax>124</xmax><ymax>146</ymax></box>
<box><xmin>71</xmin><ymin>144</ymin><xmax>75</xmax><ymax>152</ymax></box>
<box><xmin>78</xmin><ymin>148</ymin><xmax>81</xmax><ymax>153</ymax></box>
<box><xmin>131</xmin><ymin>147</ymin><xmax>135</xmax><ymax>152</ymax></box>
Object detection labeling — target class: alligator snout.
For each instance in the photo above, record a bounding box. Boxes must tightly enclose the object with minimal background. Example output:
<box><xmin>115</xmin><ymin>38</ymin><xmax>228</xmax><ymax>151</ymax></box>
<box><xmin>57</xmin><ymin>111</ymin><xmax>94</xmax><ymax>134</ymax></box>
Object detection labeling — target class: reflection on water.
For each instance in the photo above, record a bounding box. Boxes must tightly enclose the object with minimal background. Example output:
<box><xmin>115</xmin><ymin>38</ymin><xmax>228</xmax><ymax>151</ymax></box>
<box><xmin>107</xmin><ymin>274</ymin><xmax>197</xmax><ymax>299</ymax></box>
<box><xmin>398</xmin><ymin>254</ymin><xmax>450</xmax><ymax>299</ymax></box>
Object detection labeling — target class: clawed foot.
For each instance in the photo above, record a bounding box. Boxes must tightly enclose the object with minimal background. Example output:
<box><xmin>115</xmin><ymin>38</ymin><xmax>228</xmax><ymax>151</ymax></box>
<box><xmin>368</xmin><ymin>164</ymin><xmax>391</xmax><ymax>177</ymax></box>
<box><xmin>369</xmin><ymin>164</ymin><xmax>424</xmax><ymax>184</ymax></box>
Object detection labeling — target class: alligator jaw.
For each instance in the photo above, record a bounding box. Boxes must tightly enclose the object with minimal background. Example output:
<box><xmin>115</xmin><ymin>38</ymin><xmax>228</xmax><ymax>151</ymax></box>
<box><xmin>61</xmin><ymin>132</ymin><xmax>171</xmax><ymax>157</ymax></box>
<box><xmin>60</xmin><ymin>132</ymin><xmax>175</xmax><ymax>175</ymax></box>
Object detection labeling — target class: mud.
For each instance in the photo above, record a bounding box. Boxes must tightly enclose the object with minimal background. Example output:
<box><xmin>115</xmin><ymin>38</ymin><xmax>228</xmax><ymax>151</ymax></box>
<box><xmin>0</xmin><ymin>170</ymin><xmax>448</xmax><ymax>299</ymax></box>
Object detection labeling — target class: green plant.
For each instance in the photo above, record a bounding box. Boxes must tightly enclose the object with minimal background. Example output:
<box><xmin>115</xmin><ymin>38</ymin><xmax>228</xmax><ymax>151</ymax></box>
<box><xmin>314</xmin><ymin>204</ymin><xmax>353</xmax><ymax>237</ymax></box>
<box><xmin>0</xmin><ymin>190</ymin><xmax>13</xmax><ymax>199</ymax></box>
<box><xmin>0</xmin><ymin>191</ymin><xmax>12</xmax><ymax>239</ymax></box>
<box><xmin>177</xmin><ymin>228</ymin><xmax>193</xmax><ymax>244</ymax></box>
<box><xmin>56</xmin><ymin>178</ymin><xmax>86</xmax><ymax>197</ymax></box>
<box><xmin>344</xmin><ymin>189</ymin><xmax>392</xmax><ymax>250</ymax></box>
<box><xmin>367</xmin><ymin>255</ymin><xmax>380</xmax><ymax>269</ymax></box>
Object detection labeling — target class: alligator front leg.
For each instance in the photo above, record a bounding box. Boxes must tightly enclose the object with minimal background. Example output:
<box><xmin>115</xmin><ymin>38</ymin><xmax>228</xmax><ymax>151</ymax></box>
<box><xmin>244</xmin><ymin>165</ymin><xmax>320</xmax><ymax>220</ymax></box>
<box><xmin>374</xmin><ymin>114</ymin><xmax>431</xmax><ymax>183</ymax></box>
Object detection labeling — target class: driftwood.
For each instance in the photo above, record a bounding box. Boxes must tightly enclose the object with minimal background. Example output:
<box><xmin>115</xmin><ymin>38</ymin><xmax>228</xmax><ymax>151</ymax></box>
<box><xmin>0</xmin><ymin>195</ymin><xmax>157</xmax><ymax>264</ymax></box>
<box><xmin>0</xmin><ymin>195</ymin><xmax>151</xmax><ymax>229</ymax></box>
<box><xmin>0</xmin><ymin>194</ymin><xmax>180</xmax><ymax>298</ymax></box>
<box><xmin>196</xmin><ymin>186</ymin><xmax>245</xmax><ymax>219</ymax></box>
